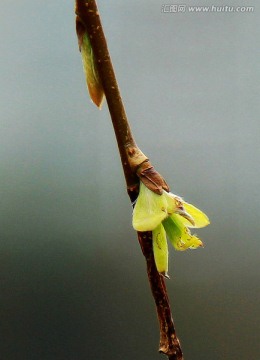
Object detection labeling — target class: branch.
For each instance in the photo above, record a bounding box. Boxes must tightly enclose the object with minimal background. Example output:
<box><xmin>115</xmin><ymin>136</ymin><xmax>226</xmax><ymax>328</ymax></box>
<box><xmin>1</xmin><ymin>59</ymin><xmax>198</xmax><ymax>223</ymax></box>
<box><xmin>138</xmin><ymin>232</ymin><xmax>183</xmax><ymax>359</ymax></box>
<box><xmin>76</xmin><ymin>0</ymin><xmax>148</xmax><ymax>191</ymax></box>
<box><xmin>75</xmin><ymin>1</ymin><xmax>184</xmax><ymax>358</ymax></box>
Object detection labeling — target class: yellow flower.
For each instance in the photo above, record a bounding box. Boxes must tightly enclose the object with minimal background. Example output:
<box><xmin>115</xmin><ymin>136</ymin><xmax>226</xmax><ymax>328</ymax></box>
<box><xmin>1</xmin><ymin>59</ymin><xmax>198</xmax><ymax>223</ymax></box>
<box><xmin>133</xmin><ymin>182</ymin><xmax>210</xmax><ymax>277</ymax></box>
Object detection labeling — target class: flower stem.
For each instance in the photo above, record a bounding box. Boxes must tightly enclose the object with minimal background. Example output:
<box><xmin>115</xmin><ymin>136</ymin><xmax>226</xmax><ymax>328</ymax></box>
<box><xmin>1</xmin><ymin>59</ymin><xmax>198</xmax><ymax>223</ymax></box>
<box><xmin>75</xmin><ymin>1</ymin><xmax>184</xmax><ymax>358</ymax></box>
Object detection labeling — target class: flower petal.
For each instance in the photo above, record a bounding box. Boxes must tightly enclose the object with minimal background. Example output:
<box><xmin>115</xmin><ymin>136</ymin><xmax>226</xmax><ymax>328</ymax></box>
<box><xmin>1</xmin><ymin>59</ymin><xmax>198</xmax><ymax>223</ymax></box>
<box><xmin>152</xmin><ymin>224</ymin><xmax>169</xmax><ymax>277</ymax></box>
<box><xmin>133</xmin><ymin>182</ymin><xmax>168</xmax><ymax>231</ymax></box>
<box><xmin>182</xmin><ymin>202</ymin><xmax>210</xmax><ymax>228</ymax></box>
<box><xmin>162</xmin><ymin>216</ymin><xmax>182</xmax><ymax>250</ymax></box>
<box><xmin>163</xmin><ymin>214</ymin><xmax>203</xmax><ymax>251</ymax></box>
<box><xmin>163</xmin><ymin>191</ymin><xmax>183</xmax><ymax>215</ymax></box>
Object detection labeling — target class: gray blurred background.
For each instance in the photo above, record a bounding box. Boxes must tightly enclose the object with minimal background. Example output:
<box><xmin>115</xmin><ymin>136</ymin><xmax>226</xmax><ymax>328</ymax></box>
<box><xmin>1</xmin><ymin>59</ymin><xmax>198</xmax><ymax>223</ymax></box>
<box><xmin>0</xmin><ymin>1</ymin><xmax>259</xmax><ymax>359</ymax></box>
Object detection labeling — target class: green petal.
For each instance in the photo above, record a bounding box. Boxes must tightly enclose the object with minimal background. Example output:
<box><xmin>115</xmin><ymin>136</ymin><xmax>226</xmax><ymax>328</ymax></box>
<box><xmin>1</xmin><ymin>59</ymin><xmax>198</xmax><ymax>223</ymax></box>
<box><xmin>152</xmin><ymin>224</ymin><xmax>169</xmax><ymax>277</ymax></box>
<box><xmin>182</xmin><ymin>202</ymin><xmax>210</xmax><ymax>228</ymax></box>
<box><xmin>163</xmin><ymin>214</ymin><xmax>203</xmax><ymax>251</ymax></box>
<box><xmin>162</xmin><ymin>216</ymin><xmax>182</xmax><ymax>250</ymax></box>
<box><xmin>133</xmin><ymin>183</ymin><xmax>168</xmax><ymax>231</ymax></box>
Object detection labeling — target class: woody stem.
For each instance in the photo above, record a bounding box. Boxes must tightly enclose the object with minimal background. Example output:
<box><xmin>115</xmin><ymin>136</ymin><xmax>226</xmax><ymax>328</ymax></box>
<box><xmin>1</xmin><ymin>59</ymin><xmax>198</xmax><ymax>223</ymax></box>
<box><xmin>75</xmin><ymin>0</ymin><xmax>139</xmax><ymax>189</ymax></box>
<box><xmin>75</xmin><ymin>1</ymin><xmax>184</xmax><ymax>358</ymax></box>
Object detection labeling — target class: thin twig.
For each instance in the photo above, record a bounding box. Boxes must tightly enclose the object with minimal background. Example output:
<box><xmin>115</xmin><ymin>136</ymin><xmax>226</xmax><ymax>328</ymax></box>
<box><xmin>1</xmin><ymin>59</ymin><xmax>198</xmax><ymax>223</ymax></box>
<box><xmin>75</xmin><ymin>1</ymin><xmax>184</xmax><ymax>358</ymax></box>
<box><xmin>138</xmin><ymin>232</ymin><xmax>183</xmax><ymax>360</ymax></box>
<box><xmin>76</xmin><ymin>0</ymin><xmax>147</xmax><ymax>190</ymax></box>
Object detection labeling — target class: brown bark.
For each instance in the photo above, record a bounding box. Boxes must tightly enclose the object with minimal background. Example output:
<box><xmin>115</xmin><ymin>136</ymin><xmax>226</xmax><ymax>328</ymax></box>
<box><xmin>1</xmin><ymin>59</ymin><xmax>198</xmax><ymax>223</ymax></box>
<box><xmin>75</xmin><ymin>1</ymin><xmax>184</xmax><ymax>358</ymax></box>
